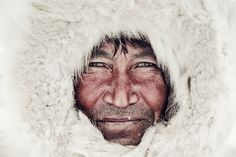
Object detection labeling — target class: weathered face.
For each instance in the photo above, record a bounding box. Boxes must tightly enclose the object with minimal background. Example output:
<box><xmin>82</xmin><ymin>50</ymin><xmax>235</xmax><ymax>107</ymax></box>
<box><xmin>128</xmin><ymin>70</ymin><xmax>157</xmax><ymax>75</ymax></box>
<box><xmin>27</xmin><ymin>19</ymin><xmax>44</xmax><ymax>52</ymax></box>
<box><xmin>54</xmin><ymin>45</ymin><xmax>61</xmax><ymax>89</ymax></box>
<box><xmin>74</xmin><ymin>41</ymin><xmax>168</xmax><ymax>146</ymax></box>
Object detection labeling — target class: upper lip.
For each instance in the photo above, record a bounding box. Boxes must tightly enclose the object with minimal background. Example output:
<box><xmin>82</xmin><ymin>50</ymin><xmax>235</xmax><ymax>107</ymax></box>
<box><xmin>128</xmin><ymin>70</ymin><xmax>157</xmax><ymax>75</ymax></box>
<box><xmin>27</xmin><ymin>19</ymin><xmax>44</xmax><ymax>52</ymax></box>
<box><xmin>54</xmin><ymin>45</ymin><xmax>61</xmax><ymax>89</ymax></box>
<box><xmin>97</xmin><ymin>118</ymin><xmax>144</xmax><ymax>122</ymax></box>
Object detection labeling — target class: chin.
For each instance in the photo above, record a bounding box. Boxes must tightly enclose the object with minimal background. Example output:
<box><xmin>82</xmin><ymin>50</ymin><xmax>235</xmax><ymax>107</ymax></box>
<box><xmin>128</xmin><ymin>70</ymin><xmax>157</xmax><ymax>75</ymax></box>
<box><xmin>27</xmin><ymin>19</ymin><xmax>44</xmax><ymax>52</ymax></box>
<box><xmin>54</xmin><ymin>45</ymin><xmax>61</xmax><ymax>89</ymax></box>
<box><xmin>96</xmin><ymin>119</ymin><xmax>153</xmax><ymax>146</ymax></box>
<box><xmin>107</xmin><ymin>135</ymin><xmax>141</xmax><ymax>146</ymax></box>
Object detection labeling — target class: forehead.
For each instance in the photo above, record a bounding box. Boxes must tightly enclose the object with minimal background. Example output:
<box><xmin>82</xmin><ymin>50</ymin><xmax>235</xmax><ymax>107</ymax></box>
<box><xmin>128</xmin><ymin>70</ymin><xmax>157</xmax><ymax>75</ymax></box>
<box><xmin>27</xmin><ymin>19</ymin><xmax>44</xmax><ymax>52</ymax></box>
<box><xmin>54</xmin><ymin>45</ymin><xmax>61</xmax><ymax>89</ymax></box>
<box><xmin>91</xmin><ymin>39</ymin><xmax>156</xmax><ymax>59</ymax></box>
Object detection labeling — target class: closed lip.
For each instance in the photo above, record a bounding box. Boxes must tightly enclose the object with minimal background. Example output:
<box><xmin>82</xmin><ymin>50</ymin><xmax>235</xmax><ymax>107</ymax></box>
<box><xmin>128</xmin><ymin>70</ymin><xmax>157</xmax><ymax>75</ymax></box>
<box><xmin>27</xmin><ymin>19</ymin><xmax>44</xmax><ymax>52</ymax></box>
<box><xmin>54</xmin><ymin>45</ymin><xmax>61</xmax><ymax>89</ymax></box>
<box><xmin>96</xmin><ymin>118</ymin><xmax>144</xmax><ymax>123</ymax></box>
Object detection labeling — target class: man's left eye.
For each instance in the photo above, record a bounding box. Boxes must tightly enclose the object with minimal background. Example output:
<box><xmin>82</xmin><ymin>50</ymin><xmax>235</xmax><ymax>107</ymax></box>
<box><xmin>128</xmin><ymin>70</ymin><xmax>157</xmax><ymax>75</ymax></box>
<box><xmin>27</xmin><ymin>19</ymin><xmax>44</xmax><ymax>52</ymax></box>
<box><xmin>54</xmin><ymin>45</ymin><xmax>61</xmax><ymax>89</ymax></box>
<box><xmin>134</xmin><ymin>62</ymin><xmax>157</xmax><ymax>68</ymax></box>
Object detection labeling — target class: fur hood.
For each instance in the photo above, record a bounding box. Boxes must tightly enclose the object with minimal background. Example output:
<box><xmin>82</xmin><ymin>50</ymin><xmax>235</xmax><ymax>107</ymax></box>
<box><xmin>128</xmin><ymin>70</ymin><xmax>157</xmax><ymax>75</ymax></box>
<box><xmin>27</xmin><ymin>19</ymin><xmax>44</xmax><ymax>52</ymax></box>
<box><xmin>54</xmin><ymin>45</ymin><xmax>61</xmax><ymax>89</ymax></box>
<box><xmin>0</xmin><ymin>0</ymin><xmax>236</xmax><ymax>157</ymax></box>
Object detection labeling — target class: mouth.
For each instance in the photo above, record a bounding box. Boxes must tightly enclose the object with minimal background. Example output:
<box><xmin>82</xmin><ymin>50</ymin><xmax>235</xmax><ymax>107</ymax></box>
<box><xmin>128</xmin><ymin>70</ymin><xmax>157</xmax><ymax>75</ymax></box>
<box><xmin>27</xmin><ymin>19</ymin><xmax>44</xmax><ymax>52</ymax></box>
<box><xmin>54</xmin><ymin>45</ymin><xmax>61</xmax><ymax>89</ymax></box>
<box><xmin>96</xmin><ymin>118</ymin><xmax>144</xmax><ymax>123</ymax></box>
<box><xmin>95</xmin><ymin>117</ymin><xmax>149</xmax><ymax>145</ymax></box>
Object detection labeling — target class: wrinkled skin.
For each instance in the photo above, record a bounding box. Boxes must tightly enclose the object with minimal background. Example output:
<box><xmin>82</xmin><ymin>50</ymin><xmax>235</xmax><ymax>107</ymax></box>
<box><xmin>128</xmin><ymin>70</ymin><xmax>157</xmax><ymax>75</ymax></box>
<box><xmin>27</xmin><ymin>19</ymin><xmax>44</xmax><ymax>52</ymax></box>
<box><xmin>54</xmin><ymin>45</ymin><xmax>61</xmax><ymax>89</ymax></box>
<box><xmin>74</xmin><ymin>42</ymin><xmax>168</xmax><ymax>145</ymax></box>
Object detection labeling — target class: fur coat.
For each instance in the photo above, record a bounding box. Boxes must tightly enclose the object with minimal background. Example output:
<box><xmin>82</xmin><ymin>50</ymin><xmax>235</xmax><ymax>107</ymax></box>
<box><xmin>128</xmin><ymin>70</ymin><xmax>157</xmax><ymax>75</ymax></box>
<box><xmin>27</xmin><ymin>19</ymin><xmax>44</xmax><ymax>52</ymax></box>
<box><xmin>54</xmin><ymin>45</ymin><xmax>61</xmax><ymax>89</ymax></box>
<box><xmin>0</xmin><ymin>0</ymin><xmax>236</xmax><ymax>157</ymax></box>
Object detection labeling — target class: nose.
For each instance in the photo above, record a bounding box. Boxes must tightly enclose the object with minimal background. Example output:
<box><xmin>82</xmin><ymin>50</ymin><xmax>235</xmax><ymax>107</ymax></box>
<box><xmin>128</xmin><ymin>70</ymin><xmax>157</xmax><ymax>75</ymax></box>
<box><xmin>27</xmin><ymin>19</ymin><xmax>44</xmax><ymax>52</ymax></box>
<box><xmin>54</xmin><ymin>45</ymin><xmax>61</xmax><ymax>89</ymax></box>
<box><xmin>103</xmin><ymin>74</ymin><xmax>139</xmax><ymax>108</ymax></box>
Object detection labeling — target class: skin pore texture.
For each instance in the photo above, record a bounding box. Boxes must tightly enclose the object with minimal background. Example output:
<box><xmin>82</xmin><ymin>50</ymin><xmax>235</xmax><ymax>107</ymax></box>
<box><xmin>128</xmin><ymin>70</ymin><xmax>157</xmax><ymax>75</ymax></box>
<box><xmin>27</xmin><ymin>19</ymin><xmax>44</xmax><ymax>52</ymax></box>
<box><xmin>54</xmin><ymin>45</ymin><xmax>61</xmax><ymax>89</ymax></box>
<box><xmin>74</xmin><ymin>39</ymin><xmax>168</xmax><ymax>146</ymax></box>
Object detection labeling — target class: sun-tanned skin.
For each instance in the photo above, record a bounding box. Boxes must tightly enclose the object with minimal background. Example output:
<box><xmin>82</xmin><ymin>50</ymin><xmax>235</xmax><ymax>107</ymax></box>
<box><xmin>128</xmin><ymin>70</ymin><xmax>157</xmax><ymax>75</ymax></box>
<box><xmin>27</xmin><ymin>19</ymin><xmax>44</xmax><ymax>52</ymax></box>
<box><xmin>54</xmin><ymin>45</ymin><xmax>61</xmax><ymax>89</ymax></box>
<box><xmin>74</xmin><ymin>40</ymin><xmax>168</xmax><ymax>146</ymax></box>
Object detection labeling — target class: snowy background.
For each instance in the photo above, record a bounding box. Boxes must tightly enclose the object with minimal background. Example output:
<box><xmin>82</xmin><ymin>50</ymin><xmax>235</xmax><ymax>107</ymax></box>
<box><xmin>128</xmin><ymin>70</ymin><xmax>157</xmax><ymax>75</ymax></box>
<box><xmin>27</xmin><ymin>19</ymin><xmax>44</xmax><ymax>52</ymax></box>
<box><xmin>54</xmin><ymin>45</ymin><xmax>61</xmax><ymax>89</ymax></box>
<box><xmin>221</xmin><ymin>1</ymin><xmax>236</xmax><ymax>155</ymax></box>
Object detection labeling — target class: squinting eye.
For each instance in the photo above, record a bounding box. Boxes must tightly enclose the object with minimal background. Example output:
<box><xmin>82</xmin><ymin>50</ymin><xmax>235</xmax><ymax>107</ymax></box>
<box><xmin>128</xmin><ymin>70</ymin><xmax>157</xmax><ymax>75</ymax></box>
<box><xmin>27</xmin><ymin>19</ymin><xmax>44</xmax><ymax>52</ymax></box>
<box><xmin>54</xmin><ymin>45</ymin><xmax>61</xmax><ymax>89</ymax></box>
<box><xmin>89</xmin><ymin>62</ymin><xmax>106</xmax><ymax>68</ymax></box>
<box><xmin>134</xmin><ymin>62</ymin><xmax>157</xmax><ymax>68</ymax></box>
<box><xmin>88</xmin><ymin>62</ymin><xmax>112</xmax><ymax>71</ymax></box>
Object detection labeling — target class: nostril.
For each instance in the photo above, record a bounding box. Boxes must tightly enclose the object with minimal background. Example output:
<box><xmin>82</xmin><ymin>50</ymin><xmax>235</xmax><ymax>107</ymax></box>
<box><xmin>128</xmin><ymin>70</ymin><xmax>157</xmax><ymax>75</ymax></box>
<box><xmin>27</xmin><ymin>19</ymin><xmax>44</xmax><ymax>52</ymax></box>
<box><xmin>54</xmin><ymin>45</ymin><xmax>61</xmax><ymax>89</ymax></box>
<box><xmin>106</xmin><ymin>102</ymin><xmax>114</xmax><ymax>106</ymax></box>
<box><xmin>129</xmin><ymin>102</ymin><xmax>136</xmax><ymax>106</ymax></box>
<box><xmin>129</xmin><ymin>92</ymin><xmax>139</xmax><ymax>104</ymax></box>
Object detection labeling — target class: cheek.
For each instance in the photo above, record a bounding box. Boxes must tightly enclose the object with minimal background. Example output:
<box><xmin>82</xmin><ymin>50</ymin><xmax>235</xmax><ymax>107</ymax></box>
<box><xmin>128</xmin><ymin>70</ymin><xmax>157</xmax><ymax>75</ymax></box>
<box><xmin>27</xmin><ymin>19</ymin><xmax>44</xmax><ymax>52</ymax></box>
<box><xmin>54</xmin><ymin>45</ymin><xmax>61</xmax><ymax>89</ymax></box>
<box><xmin>134</xmin><ymin>74</ymin><xmax>167</xmax><ymax>112</ymax></box>
<box><xmin>76</xmin><ymin>73</ymin><xmax>111</xmax><ymax>109</ymax></box>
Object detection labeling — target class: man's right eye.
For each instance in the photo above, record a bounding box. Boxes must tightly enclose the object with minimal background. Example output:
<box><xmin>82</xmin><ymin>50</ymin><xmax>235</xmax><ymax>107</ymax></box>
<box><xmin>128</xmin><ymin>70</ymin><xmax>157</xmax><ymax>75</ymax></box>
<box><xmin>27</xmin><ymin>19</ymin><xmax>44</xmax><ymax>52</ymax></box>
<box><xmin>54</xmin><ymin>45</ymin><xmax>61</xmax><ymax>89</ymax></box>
<box><xmin>89</xmin><ymin>62</ymin><xmax>106</xmax><ymax>67</ymax></box>
<box><xmin>88</xmin><ymin>62</ymin><xmax>112</xmax><ymax>70</ymax></box>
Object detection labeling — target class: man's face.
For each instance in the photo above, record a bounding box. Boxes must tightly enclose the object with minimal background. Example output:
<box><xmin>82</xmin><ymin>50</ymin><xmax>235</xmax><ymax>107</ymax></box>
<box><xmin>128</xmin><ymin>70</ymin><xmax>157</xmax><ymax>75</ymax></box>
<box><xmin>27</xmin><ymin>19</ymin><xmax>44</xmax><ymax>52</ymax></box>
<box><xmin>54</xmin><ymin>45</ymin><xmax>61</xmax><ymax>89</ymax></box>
<box><xmin>74</xmin><ymin>42</ymin><xmax>168</xmax><ymax>145</ymax></box>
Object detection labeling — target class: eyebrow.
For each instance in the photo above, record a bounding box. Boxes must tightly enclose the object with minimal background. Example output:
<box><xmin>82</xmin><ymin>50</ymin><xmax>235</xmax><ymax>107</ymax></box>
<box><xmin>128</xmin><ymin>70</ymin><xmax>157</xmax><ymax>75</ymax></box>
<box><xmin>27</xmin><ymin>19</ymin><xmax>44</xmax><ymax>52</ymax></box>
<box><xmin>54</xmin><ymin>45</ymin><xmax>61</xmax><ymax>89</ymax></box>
<box><xmin>133</xmin><ymin>48</ymin><xmax>156</xmax><ymax>59</ymax></box>
<box><xmin>91</xmin><ymin>47</ymin><xmax>156</xmax><ymax>60</ymax></box>
<box><xmin>91</xmin><ymin>49</ymin><xmax>113</xmax><ymax>59</ymax></box>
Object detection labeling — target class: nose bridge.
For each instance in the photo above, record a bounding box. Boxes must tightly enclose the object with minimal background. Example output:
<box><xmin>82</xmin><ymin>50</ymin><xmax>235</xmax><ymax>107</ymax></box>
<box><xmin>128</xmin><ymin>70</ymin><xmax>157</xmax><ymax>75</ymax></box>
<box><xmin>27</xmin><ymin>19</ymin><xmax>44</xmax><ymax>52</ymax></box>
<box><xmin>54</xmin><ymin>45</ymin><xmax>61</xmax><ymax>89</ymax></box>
<box><xmin>116</xmin><ymin>70</ymin><xmax>129</xmax><ymax>86</ymax></box>
<box><xmin>112</xmin><ymin>71</ymin><xmax>131</xmax><ymax>107</ymax></box>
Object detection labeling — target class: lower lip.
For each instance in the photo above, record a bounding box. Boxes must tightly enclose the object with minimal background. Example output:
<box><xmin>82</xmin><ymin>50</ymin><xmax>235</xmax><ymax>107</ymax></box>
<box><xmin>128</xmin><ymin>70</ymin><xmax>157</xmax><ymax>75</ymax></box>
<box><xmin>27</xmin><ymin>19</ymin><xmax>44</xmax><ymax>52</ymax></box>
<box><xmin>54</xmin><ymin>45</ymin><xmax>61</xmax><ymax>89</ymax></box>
<box><xmin>97</xmin><ymin>118</ymin><xmax>143</xmax><ymax>122</ymax></box>
<box><xmin>97</xmin><ymin>120</ymin><xmax>143</xmax><ymax>126</ymax></box>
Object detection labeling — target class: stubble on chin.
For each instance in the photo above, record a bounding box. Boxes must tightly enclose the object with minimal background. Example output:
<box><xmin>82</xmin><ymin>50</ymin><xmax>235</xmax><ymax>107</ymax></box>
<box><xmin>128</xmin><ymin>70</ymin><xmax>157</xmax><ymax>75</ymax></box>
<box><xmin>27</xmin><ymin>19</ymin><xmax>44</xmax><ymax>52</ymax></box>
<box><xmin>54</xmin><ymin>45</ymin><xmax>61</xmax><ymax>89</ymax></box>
<box><xmin>82</xmin><ymin>103</ymin><xmax>155</xmax><ymax>145</ymax></box>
